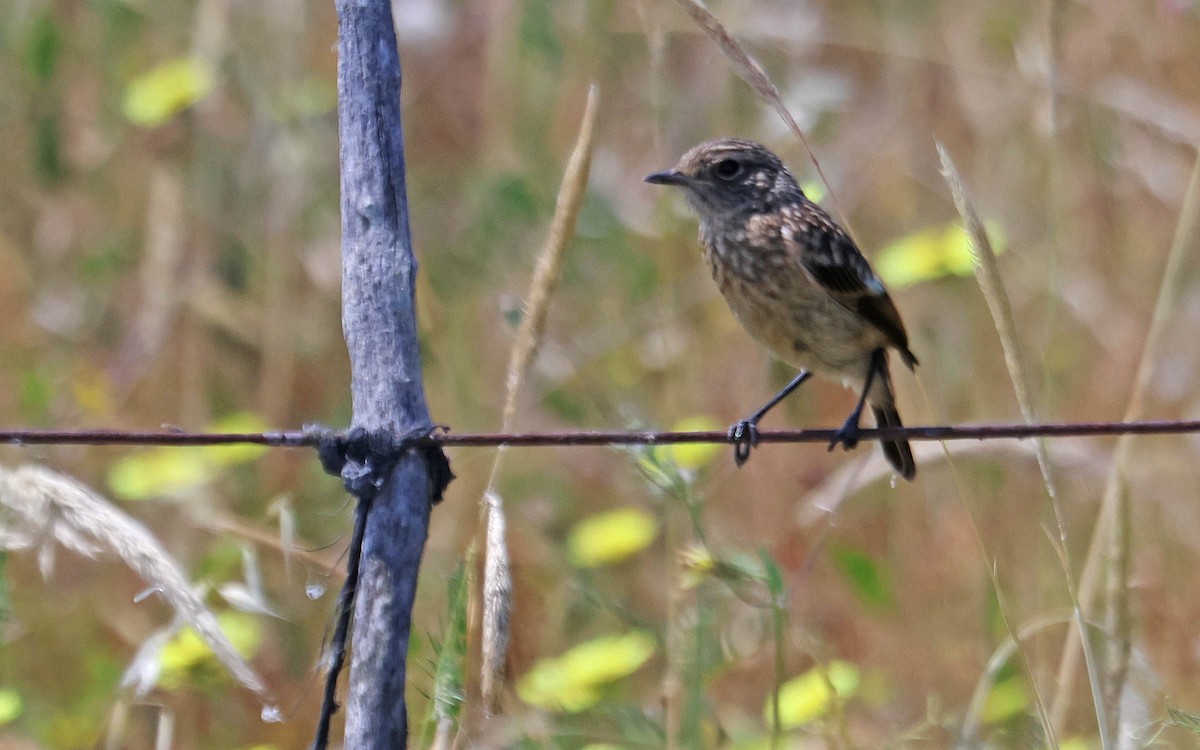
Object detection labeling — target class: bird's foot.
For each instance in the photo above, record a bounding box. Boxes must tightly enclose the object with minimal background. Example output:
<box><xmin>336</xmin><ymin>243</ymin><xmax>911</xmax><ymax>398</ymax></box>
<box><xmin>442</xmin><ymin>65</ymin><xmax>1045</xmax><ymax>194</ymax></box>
<box><xmin>729</xmin><ymin>420</ymin><xmax>760</xmax><ymax>467</ymax></box>
<box><xmin>828</xmin><ymin>412</ymin><xmax>862</xmax><ymax>452</ymax></box>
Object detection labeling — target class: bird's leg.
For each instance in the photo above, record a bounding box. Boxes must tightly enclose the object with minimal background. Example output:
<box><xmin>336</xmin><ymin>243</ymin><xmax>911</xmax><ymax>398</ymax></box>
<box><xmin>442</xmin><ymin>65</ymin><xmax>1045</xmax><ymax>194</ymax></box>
<box><xmin>730</xmin><ymin>369</ymin><xmax>812</xmax><ymax>466</ymax></box>
<box><xmin>829</xmin><ymin>348</ymin><xmax>885</xmax><ymax>452</ymax></box>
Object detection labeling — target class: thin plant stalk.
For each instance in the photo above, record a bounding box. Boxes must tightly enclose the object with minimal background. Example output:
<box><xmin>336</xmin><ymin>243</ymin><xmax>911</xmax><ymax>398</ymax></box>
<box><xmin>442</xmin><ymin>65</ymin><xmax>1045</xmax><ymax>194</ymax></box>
<box><xmin>1051</xmin><ymin>150</ymin><xmax>1200</xmax><ymax>732</ymax></box>
<box><xmin>959</xmin><ymin>613</ymin><xmax>1074</xmax><ymax>747</ymax></box>
<box><xmin>938</xmin><ymin>143</ymin><xmax>1087</xmax><ymax>749</ymax></box>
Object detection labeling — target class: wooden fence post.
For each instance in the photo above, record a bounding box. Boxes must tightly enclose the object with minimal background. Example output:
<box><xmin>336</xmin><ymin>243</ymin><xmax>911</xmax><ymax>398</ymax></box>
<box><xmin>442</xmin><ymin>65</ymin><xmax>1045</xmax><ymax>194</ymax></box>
<box><xmin>334</xmin><ymin>0</ymin><xmax>441</xmax><ymax>745</ymax></box>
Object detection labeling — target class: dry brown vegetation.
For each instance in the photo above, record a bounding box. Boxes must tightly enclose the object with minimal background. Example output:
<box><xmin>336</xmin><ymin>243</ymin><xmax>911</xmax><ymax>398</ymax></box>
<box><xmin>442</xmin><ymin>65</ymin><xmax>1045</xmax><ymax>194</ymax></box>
<box><xmin>2</xmin><ymin>0</ymin><xmax>1200</xmax><ymax>747</ymax></box>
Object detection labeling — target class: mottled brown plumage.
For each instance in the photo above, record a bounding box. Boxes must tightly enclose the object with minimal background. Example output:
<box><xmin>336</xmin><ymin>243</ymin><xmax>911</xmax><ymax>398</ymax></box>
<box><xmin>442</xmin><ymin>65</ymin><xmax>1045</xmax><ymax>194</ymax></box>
<box><xmin>646</xmin><ymin>137</ymin><xmax>917</xmax><ymax>479</ymax></box>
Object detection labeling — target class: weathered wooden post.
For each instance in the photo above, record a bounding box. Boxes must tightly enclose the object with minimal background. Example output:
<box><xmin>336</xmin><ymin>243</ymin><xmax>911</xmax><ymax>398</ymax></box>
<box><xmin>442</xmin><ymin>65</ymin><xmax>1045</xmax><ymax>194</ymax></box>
<box><xmin>330</xmin><ymin>0</ymin><xmax>445</xmax><ymax>745</ymax></box>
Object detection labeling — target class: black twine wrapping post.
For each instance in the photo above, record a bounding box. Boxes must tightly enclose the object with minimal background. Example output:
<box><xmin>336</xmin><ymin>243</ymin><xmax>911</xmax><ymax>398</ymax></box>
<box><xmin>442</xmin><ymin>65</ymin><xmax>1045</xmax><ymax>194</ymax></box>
<box><xmin>308</xmin><ymin>429</ymin><xmax>385</xmax><ymax>750</ymax></box>
<box><xmin>307</xmin><ymin>427</ymin><xmax>451</xmax><ymax>750</ymax></box>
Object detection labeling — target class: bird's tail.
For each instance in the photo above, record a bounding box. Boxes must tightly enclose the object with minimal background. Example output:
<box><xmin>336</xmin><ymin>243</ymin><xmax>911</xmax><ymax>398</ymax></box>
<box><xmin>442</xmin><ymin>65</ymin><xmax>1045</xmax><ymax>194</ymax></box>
<box><xmin>867</xmin><ymin>353</ymin><xmax>916</xmax><ymax>480</ymax></box>
<box><xmin>871</xmin><ymin>403</ymin><xmax>916</xmax><ymax>481</ymax></box>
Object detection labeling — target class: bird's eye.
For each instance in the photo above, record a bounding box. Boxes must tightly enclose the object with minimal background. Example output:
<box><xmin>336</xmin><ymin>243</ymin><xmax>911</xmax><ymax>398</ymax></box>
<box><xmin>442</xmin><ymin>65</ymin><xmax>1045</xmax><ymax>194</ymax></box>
<box><xmin>713</xmin><ymin>158</ymin><xmax>743</xmax><ymax>181</ymax></box>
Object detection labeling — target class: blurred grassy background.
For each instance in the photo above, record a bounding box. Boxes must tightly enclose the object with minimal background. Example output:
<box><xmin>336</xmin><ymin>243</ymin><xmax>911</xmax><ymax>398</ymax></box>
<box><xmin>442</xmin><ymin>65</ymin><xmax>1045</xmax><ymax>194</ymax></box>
<box><xmin>2</xmin><ymin>0</ymin><xmax>1200</xmax><ymax>747</ymax></box>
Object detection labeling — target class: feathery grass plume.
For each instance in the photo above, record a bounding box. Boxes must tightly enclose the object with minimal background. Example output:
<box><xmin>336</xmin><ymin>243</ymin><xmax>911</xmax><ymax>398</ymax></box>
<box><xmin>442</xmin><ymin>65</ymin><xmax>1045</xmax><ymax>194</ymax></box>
<box><xmin>480</xmin><ymin>492</ymin><xmax>512</xmax><ymax>712</ymax></box>
<box><xmin>1052</xmin><ymin>151</ymin><xmax>1200</xmax><ymax>734</ymax></box>
<box><xmin>0</xmin><ymin>464</ymin><xmax>266</xmax><ymax>698</ymax></box>
<box><xmin>936</xmin><ymin>144</ymin><xmax>1039</xmax><ymax>430</ymax></box>
<box><xmin>938</xmin><ymin>143</ymin><xmax>1105</xmax><ymax>749</ymax></box>
<box><xmin>476</xmin><ymin>85</ymin><xmax>600</xmax><ymax>714</ymax></box>
<box><xmin>669</xmin><ymin>0</ymin><xmax>845</xmax><ymax>226</ymax></box>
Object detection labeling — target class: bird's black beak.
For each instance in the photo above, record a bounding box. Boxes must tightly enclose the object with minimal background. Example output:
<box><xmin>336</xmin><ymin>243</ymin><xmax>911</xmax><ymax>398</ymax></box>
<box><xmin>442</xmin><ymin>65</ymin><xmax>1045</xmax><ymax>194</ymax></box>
<box><xmin>644</xmin><ymin>169</ymin><xmax>687</xmax><ymax>186</ymax></box>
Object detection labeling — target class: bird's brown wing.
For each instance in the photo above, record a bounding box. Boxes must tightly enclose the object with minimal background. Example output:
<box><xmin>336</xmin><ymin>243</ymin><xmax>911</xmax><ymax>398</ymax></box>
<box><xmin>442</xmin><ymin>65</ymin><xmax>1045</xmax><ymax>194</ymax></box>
<box><xmin>788</xmin><ymin>210</ymin><xmax>919</xmax><ymax>369</ymax></box>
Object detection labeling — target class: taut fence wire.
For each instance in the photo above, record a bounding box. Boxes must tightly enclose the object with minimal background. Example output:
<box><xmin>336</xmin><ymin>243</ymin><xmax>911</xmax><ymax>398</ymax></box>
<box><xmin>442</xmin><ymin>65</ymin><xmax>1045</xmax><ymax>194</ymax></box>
<box><xmin>2</xmin><ymin>419</ymin><xmax>1200</xmax><ymax>450</ymax></box>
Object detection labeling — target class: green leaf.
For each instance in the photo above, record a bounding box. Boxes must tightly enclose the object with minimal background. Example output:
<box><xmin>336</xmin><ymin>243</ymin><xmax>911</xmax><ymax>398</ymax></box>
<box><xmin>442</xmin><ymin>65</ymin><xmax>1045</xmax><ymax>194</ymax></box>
<box><xmin>981</xmin><ymin>675</ymin><xmax>1028</xmax><ymax>724</ymax></box>
<box><xmin>876</xmin><ymin>220</ymin><xmax>1007</xmax><ymax>289</ymax></box>
<box><xmin>489</xmin><ymin>174</ymin><xmax>540</xmax><ymax>224</ymax></box>
<box><xmin>656</xmin><ymin>415</ymin><xmax>722</xmax><ymax>471</ymax></box>
<box><xmin>1167</xmin><ymin>707</ymin><xmax>1200</xmax><ymax>733</ymax></box>
<box><xmin>107</xmin><ymin>447</ymin><xmax>215</xmax><ymax>501</ymax></box>
<box><xmin>800</xmin><ymin>180</ymin><xmax>827</xmax><ymax>204</ymax></box>
<box><xmin>200</xmin><ymin>413</ymin><xmax>270</xmax><ymax>467</ymax></box>
<box><xmin>19</xmin><ymin>368</ymin><xmax>52</xmax><ymax>420</ymax></box>
<box><xmin>767</xmin><ymin>661</ymin><xmax>860</xmax><ymax>729</ymax></box>
<box><xmin>759</xmin><ymin>549</ymin><xmax>785</xmax><ymax>602</ymax></box>
<box><xmin>519</xmin><ymin>0</ymin><xmax>563</xmax><ymax>65</ymax></box>
<box><xmin>35</xmin><ymin>113</ymin><xmax>64</xmax><ymax>184</ymax></box>
<box><xmin>108</xmin><ymin>413</ymin><xmax>267</xmax><ymax>499</ymax></box>
<box><xmin>567</xmin><ymin>507</ymin><xmax>658</xmax><ymax>568</ymax></box>
<box><xmin>541</xmin><ymin>386</ymin><xmax>586</xmax><ymax>425</ymax></box>
<box><xmin>0</xmin><ymin>688</ymin><xmax>23</xmax><ymax>725</ymax></box>
<box><xmin>71</xmin><ymin>366</ymin><xmax>113</xmax><ymax>415</ymax></box>
<box><xmin>517</xmin><ymin>630</ymin><xmax>656</xmax><ymax>712</ymax></box>
<box><xmin>829</xmin><ymin>545</ymin><xmax>893</xmax><ymax>609</ymax></box>
<box><xmin>25</xmin><ymin>11</ymin><xmax>61</xmax><ymax>81</ymax></box>
<box><xmin>123</xmin><ymin>57</ymin><xmax>215</xmax><ymax>126</ymax></box>
<box><xmin>159</xmin><ymin>611</ymin><xmax>262</xmax><ymax>689</ymax></box>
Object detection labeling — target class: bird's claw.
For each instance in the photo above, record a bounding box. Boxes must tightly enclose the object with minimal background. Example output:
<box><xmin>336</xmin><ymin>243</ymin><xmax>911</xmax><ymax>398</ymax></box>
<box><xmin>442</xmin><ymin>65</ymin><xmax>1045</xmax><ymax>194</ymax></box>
<box><xmin>729</xmin><ymin>420</ymin><xmax>760</xmax><ymax>467</ymax></box>
<box><xmin>828</xmin><ymin>414</ymin><xmax>861</xmax><ymax>452</ymax></box>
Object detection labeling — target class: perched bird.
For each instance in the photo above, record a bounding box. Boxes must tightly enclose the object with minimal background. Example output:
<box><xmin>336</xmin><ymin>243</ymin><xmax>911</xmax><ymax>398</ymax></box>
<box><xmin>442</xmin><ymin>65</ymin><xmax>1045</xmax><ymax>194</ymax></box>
<box><xmin>646</xmin><ymin>137</ymin><xmax>918</xmax><ymax>480</ymax></box>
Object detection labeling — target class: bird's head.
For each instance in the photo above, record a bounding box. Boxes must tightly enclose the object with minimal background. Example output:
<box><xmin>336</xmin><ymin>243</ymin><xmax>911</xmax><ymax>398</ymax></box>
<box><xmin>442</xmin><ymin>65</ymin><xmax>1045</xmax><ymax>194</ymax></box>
<box><xmin>645</xmin><ymin>138</ymin><xmax>797</xmax><ymax>218</ymax></box>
